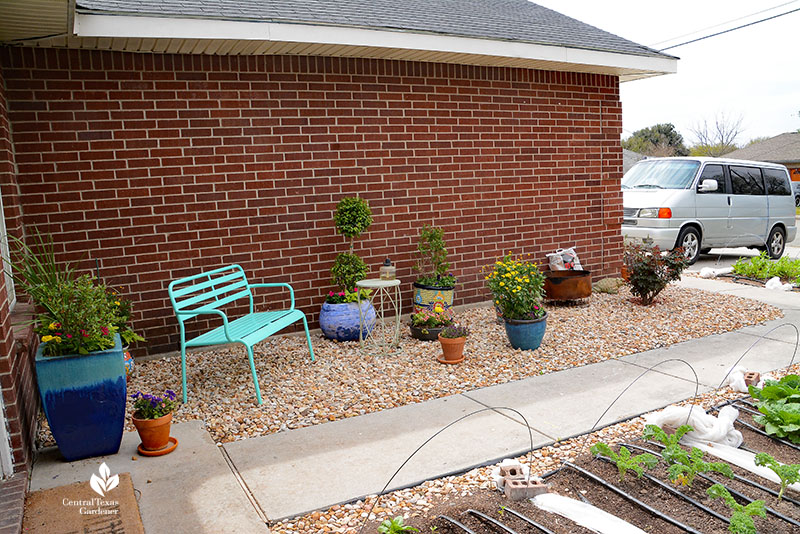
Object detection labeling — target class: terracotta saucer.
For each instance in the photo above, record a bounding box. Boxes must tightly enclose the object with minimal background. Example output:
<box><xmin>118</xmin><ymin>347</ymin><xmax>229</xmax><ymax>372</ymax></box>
<box><xmin>137</xmin><ymin>436</ymin><xmax>178</xmax><ymax>457</ymax></box>
<box><xmin>437</xmin><ymin>355</ymin><xmax>465</xmax><ymax>365</ymax></box>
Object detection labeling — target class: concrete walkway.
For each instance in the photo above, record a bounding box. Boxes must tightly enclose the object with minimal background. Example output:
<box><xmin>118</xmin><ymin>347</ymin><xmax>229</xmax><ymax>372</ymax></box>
<box><xmin>29</xmin><ymin>277</ymin><xmax>799</xmax><ymax>531</ymax></box>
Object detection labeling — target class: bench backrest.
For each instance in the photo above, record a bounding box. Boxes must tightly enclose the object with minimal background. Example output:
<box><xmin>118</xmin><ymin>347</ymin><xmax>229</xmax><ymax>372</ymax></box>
<box><xmin>168</xmin><ymin>264</ymin><xmax>253</xmax><ymax>323</ymax></box>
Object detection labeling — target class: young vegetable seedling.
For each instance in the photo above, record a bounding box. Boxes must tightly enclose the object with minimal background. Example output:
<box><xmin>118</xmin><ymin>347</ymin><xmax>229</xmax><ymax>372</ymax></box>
<box><xmin>707</xmin><ymin>483</ymin><xmax>766</xmax><ymax>534</ymax></box>
<box><xmin>378</xmin><ymin>516</ymin><xmax>418</xmax><ymax>533</ymax></box>
<box><xmin>590</xmin><ymin>442</ymin><xmax>659</xmax><ymax>482</ymax></box>
<box><xmin>754</xmin><ymin>452</ymin><xmax>800</xmax><ymax>501</ymax></box>
<box><xmin>642</xmin><ymin>424</ymin><xmax>733</xmax><ymax>486</ymax></box>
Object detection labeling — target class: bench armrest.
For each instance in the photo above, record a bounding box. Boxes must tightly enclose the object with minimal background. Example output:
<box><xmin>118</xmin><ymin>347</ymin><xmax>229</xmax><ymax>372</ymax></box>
<box><xmin>249</xmin><ymin>283</ymin><xmax>295</xmax><ymax>310</ymax></box>
<box><xmin>175</xmin><ymin>308</ymin><xmax>236</xmax><ymax>343</ymax></box>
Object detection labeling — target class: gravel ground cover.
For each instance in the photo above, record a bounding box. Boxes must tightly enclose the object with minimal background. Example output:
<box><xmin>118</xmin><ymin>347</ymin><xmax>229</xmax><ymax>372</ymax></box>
<box><xmin>37</xmin><ymin>284</ymin><xmax>783</xmax><ymax>448</ymax></box>
<box><xmin>270</xmin><ymin>363</ymin><xmax>800</xmax><ymax>534</ymax></box>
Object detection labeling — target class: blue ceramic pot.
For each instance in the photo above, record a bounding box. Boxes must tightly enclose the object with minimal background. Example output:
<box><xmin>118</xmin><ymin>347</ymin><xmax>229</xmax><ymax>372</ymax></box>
<box><xmin>319</xmin><ymin>300</ymin><xmax>376</xmax><ymax>341</ymax></box>
<box><xmin>503</xmin><ymin>312</ymin><xmax>548</xmax><ymax>351</ymax></box>
<box><xmin>35</xmin><ymin>334</ymin><xmax>126</xmax><ymax>461</ymax></box>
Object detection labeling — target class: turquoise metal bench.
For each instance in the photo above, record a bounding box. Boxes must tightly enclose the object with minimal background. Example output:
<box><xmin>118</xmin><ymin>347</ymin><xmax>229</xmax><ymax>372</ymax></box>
<box><xmin>168</xmin><ymin>264</ymin><xmax>315</xmax><ymax>405</ymax></box>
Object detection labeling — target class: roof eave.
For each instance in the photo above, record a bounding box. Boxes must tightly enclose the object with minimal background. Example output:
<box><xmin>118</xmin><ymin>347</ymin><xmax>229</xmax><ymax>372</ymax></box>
<box><xmin>36</xmin><ymin>13</ymin><xmax>675</xmax><ymax>81</ymax></box>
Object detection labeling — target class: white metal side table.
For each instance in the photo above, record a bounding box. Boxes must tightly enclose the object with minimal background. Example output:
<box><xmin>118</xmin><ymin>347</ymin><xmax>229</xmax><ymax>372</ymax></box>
<box><xmin>356</xmin><ymin>278</ymin><xmax>401</xmax><ymax>355</ymax></box>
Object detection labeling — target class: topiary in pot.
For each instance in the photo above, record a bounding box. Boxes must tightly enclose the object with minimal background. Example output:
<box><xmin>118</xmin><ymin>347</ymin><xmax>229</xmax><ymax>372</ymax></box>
<box><xmin>320</xmin><ymin>197</ymin><xmax>376</xmax><ymax>341</ymax></box>
<box><xmin>412</xmin><ymin>224</ymin><xmax>456</xmax><ymax>312</ymax></box>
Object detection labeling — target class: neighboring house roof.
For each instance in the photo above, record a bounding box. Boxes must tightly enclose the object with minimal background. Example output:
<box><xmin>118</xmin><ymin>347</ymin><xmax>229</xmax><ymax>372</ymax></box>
<box><xmin>623</xmin><ymin>149</ymin><xmax>646</xmax><ymax>173</ymax></box>
<box><xmin>0</xmin><ymin>0</ymin><xmax>677</xmax><ymax>82</ymax></box>
<box><xmin>724</xmin><ymin>132</ymin><xmax>800</xmax><ymax>165</ymax></box>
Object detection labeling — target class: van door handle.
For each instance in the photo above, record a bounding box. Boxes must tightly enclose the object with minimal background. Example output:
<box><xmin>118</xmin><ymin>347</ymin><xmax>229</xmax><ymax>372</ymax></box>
<box><xmin>727</xmin><ymin>196</ymin><xmax>731</xmax><ymax>206</ymax></box>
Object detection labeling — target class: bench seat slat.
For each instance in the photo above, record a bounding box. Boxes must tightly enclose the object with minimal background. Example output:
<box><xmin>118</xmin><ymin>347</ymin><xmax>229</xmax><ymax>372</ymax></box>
<box><xmin>185</xmin><ymin>310</ymin><xmax>298</xmax><ymax>347</ymax></box>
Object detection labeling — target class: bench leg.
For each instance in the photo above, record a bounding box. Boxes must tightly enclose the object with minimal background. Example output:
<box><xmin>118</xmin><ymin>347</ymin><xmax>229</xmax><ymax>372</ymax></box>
<box><xmin>180</xmin><ymin>344</ymin><xmax>188</xmax><ymax>404</ymax></box>
<box><xmin>246</xmin><ymin>345</ymin><xmax>263</xmax><ymax>405</ymax></box>
<box><xmin>302</xmin><ymin>314</ymin><xmax>315</xmax><ymax>362</ymax></box>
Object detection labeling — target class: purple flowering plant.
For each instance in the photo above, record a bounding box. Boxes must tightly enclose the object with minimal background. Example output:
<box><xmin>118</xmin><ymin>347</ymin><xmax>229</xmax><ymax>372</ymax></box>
<box><xmin>131</xmin><ymin>389</ymin><xmax>177</xmax><ymax>419</ymax></box>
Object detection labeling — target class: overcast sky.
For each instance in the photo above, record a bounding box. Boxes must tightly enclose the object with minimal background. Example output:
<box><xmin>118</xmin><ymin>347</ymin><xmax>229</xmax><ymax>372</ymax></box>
<box><xmin>533</xmin><ymin>0</ymin><xmax>800</xmax><ymax>146</ymax></box>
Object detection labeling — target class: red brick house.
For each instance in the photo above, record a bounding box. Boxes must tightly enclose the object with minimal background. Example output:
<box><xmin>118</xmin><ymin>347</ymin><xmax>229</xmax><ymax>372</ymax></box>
<box><xmin>0</xmin><ymin>0</ymin><xmax>676</xmax><ymax>481</ymax></box>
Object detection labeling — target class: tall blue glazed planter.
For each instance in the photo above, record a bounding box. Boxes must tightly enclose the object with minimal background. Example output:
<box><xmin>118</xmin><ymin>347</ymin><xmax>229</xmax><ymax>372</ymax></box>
<box><xmin>319</xmin><ymin>300</ymin><xmax>376</xmax><ymax>341</ymax></box>
<box><xmin>35</xmin><ymin>334</ymin><xmax>127</xmax><ymax>461</ymax></box>
<box><xmin>503</xmin><ymin>312</ymin><xmax>548</xmax><ymax>351</ymax></box>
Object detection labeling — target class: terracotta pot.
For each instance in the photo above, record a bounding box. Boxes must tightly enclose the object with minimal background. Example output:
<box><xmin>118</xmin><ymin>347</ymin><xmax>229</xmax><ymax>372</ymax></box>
<box><xmin>132</xmin><ymin>412</ymin><xmax>173</xmax><ymax>451</ymax></box>
<box><xmin>437</xmin><ymin>334</ymin><xmax>466</xmax><ymax>364</ymax></box>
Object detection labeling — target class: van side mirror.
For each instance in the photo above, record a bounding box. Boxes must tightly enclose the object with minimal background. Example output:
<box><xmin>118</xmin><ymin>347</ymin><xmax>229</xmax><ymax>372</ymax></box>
<box><xmin>698</xmin><ymin>179</ymin><xmax>718</xmax><ymax>192</ymax></box>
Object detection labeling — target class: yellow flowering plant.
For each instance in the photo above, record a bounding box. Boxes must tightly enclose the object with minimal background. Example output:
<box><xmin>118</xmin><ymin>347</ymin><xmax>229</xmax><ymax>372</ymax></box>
<box><xmin>484</xmin><ymin>252</ymin><xmax>546</xmax><ymax>320</ymax></box>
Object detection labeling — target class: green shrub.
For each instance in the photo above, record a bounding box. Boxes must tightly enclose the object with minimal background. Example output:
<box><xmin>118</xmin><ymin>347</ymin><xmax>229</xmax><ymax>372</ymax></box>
<box><xmin>330</xmin><ymin>252</ymin><xmax>368</xmax><ymax>291</ymax></box>
<box><xmin>414</xmin><ymin>224</ymin><xmax>455</xmax><ymax>287</ymax></box>
<box><xmin>334</xmin><ymin>197</ymin><xmax>372</xmax><ymax>244</ymax></box>
<box><xmin>624</xmin><ymin>241</ymin><xmax>687</xmax><ymax>305</ymax></box>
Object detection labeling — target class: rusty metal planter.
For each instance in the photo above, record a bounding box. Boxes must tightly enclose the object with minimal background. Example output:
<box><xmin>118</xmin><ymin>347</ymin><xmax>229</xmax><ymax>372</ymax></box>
<box><xmin>543</xmin><ymin>270</ymin><xmax>592</xmax><ymax>301</ymax></box>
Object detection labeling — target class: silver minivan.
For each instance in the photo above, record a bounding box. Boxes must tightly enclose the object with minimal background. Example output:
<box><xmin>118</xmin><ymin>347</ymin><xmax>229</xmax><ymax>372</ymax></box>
<box><xmin>622</xmin><ymin>157</ymin><xmax>797</xmax><ymax>264</ymax></box>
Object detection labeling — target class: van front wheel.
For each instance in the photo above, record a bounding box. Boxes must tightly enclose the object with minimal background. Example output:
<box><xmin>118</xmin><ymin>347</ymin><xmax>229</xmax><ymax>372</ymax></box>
<box><xmin>766</xmin><ymin>227</ymin><xmax>786</xmax><ymax>259</ymax></box>
<box><xmin>676</xmin><ymin>227</ymin><xmax>701</xmax><ymax>265</ymax></box>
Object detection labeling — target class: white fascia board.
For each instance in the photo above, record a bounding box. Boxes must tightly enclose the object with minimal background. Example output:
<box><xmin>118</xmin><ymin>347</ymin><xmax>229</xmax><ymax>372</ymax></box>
<box><xmin>74</xmin><ymin>13</ymin><xmax>676</xmax><ymax>75</ymax></box>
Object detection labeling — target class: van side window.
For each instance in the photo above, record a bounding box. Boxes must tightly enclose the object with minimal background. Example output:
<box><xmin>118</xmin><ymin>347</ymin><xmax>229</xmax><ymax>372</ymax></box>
<box><xmin>763</xmin><ymin>168</ymin><xmax>792</xmax><ymax>195</ymax></box>
<box><xmin>698</xmin><ymin>164</ymin><xmax>726</xmax><ymax>193</ymax></box>
<box><xmin>730</xmin><ymin>166</ymin><xmax>765</xmax><ymax>195</ymax></box>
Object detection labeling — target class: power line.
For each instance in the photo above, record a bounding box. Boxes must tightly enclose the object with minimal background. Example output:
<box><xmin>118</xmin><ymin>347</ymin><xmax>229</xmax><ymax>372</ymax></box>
<box><xmin>650</xmin><ymin>0</ymin><xmax>799</xmax><ymax>47</ymax></box>
<box><xmin>658</xmin><ymin>6</ymin><xmax>800</xmax><ymax>51</ymax></box>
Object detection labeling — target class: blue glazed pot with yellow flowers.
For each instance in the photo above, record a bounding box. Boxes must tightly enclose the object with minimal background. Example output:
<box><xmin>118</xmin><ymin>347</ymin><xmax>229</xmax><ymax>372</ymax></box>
<box><xmin>485</xmin><ymin>252</ymin><xmax>548</xmax><ymax>351</ymax></box>
<box><xmin>10</xmin><ymin>232</ymin><xmax>144</xmax><ymax>461</ymax></box>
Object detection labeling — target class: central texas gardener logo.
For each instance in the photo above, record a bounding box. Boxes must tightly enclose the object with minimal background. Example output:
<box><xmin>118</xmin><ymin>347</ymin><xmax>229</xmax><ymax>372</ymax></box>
<box><xmin>89</xmin><ymin>463</ymin><xmax>119</xmax><ymax>497</ymax></box>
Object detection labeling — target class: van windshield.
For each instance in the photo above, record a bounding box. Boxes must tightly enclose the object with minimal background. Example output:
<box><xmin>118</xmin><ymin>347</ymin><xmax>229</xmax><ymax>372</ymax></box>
<box><xmin>621</xmin><ymin>160</ymin><xmax>701</xmax><ymax>190</ymax></box>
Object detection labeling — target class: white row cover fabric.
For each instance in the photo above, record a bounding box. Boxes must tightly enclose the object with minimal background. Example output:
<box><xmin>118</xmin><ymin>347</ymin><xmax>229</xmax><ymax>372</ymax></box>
<box><xmin>644</xmin><ymin>405</ymin><xmax>743</xmax><ymax>447</ymax></box>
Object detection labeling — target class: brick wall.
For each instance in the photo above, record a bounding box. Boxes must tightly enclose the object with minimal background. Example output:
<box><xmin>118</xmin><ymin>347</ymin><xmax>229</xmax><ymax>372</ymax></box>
<box><xmin>0</xmin><ymin>62</ymin><xmax>38</xmax><ymax>476</ymax></box>
<box><xmin>1</xmin><ymin>48</ymin><xmax>623</xmax><ymax>355</ymax></box>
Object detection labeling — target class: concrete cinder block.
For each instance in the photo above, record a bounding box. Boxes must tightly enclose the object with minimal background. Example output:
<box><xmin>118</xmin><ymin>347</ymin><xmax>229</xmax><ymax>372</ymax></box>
<box><xmin>744</xmin><ymin>372</ymin><xmax>761</xmax><ymax>387</ymax></box>
<box><xmin>504</xmin><ymin>478</ymin><xmax>548</xmax><ymax>501</ymax></box>
<box><xmin>499</xmin><ymin>464</ymin><xmax>524</xmax><ymax>479</ymax></box>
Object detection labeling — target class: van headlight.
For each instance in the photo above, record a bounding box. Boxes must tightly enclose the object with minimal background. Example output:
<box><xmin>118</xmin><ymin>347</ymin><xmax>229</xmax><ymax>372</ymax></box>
<box><xmin>638</xmin><ymin>208</ymin><xmax>672</xmax><ymax>218</ymax></box>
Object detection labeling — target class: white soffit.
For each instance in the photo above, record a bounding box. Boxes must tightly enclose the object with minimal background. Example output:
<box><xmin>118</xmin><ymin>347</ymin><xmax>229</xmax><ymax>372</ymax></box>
<box><xmin>66</xmin><ymin>13</ymin><xmax>675</xmax><ymax>81</ymax></box>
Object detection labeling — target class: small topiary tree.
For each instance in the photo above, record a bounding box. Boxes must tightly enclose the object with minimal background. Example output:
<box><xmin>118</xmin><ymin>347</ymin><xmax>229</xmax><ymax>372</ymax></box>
<box><xmin>334</xmin><ymin>197</ymin><xmax>372</xmax><ymax>252</ymax></box>
<box><xmin>624</xmin><ymin>240</ymin><xmax>687</xmax><ymax>305</ymax></box>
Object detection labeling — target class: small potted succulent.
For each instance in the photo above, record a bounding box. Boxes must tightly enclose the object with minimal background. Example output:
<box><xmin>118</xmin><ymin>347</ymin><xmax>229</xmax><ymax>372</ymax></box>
<box><xmin>410</xmin><ymin>303</ymin><xmax>455</xmax><ymax>341</ymax></box>
<box><xmin>437</xmin><ymin>324</ymin><xmax>469</xmax><ymax>364</ymax></box>
<box><xmin>412</xmin><ymin>224</ymin><xmax>457</xmax><ymax>312</ymax></box>
<box><xmin>319</xmin><ymin>197</ymin><xmax>377</xmax><ymax>341</ymax></box>
<box><xmin>131</xmin><ymin>389</ymin><xmax>178</xmax><ymax>455</ymax></box>
<box><xmin>485</xmin><ymin>252</ymin><xmax>548</xmax><ymax>351</ymax></box>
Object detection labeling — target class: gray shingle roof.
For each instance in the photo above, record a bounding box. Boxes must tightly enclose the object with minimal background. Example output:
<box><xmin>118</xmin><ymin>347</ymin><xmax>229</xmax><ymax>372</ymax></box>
<box><xmin>76</xmin><ymin>0</ymin><xmax>674</xmax><ymax>60</ymax></box>
<box><xmin>725</xmin><ymin>132</ymin><xmax>800</xmax><ymax>164</ymax></box>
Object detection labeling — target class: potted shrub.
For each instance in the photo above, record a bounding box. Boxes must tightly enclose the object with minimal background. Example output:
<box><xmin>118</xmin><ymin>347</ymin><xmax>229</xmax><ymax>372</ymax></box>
<box><xmin>437</xmin><ymin>324</ymin><xmax>469</xmax><ymax>364</ymax></box>
<box><xmin>485</xmin><ymin>252</ymin><xmax>548</xmax><ymax>351</ymax></box>
<box><xmin>319</xmin><ymin>197</ymin><xmax>377</xmax><ymax>341</ymax></box>
<box><xmin>412</xmin><ymin>224</ymin><xmax>456</xmax><ymax>312</ymax></box>
<box><xmin>131</xmin><ymin>389</ymin><xmax>178</xmax><ymax>455</ymax></box>
<box><xmin>8</xmin><ymin>232</ymin><xmax>143</xmax><ymax>461</ymax></box>
<box><xmin>409</xmin><ymin>303</ymin><xmax>455</xmax><ymax>341</ymax></box>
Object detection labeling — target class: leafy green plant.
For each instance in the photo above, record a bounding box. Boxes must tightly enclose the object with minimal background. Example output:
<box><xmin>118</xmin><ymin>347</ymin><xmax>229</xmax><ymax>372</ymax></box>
<box><xmin>590</xmin><ymin>442</ymin><xmax>659</xmax><ymax>481</ymax></box>
<box><xmin>334</xmin><ymin>197</ymin><xmax>373</xmax><ymax>249</ymax></box>
<box><xmin>109</xmin><ymin>291</ymin><xmax>145</xmax><ymax>346</ymax></box>
<box><xmin>733</xmin><ymin>252</ymin><xmax>800</xmax><ymax>285</ymax></box>
<box><xmin>623</xmin><ymin>240</ymin><xmax>688</xmax><ymax>305</ymax></box>
<box><xmin>330</xmin><ymin>252</ymin><xmax>368</xmax><ymax>292</ymax></box>
<box><xmin>754</xmin><ymin>452</ymin><xmax>800</xmax><ymax>500</ymax></box>
<box><xmin>414</xmin><ymin>225</ymin><xmax>455</xmax><ymax>287</ymax></box>
<box><xmin>378</xmin><ymin>516</ymin><xmax>418</xmax><ymax>533</ymax></box>
<box><xmin>642</xmin><ymin>424</ymin><xmax>733</xmax><ymax>486</ymax></box>
<box><xmin>707</xmin><ymin>483</ymin><xmax>766</xmax><ymax>534</ymax></box>
<box><xmin>749</xmin><ymin>375</ymin><xmax>800</xmax><ymax>444</ymax></box>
